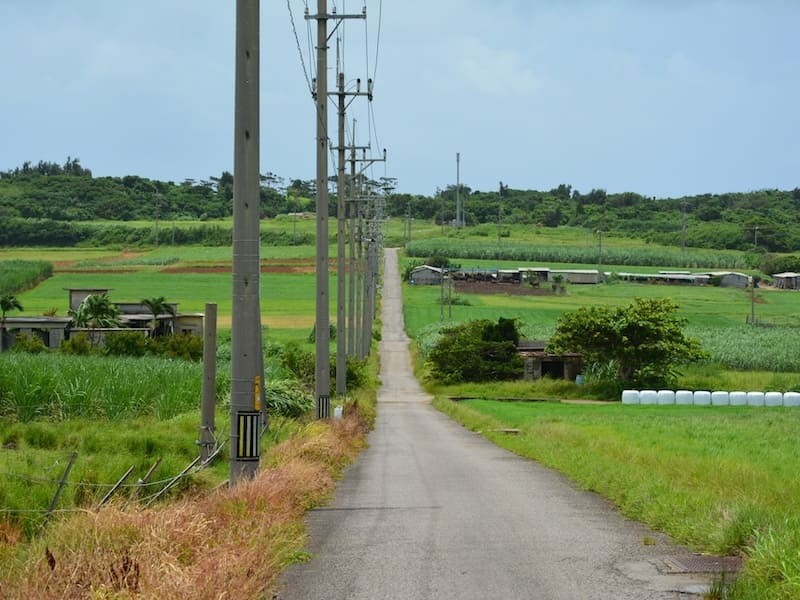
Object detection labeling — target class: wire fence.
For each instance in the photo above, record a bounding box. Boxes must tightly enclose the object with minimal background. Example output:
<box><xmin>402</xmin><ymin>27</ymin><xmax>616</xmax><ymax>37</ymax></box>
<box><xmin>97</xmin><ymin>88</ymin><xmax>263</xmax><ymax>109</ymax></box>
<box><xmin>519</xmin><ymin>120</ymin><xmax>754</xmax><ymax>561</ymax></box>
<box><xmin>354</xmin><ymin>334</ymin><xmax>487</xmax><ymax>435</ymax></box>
<box><xmin>0</xmin><ymin>434</ymin><xmax>226</xmax><ymax>528</ymax></box>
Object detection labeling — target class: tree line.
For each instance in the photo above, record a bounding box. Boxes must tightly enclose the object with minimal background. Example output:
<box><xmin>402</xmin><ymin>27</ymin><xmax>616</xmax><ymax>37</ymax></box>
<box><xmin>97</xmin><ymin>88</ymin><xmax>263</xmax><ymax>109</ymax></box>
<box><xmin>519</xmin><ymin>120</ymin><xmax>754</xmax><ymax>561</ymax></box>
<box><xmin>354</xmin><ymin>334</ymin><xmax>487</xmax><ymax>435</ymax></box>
<box><xmin>2</xmin><ymin>158</ymin><xmax>799</xmax><ymax>253</ymax></box>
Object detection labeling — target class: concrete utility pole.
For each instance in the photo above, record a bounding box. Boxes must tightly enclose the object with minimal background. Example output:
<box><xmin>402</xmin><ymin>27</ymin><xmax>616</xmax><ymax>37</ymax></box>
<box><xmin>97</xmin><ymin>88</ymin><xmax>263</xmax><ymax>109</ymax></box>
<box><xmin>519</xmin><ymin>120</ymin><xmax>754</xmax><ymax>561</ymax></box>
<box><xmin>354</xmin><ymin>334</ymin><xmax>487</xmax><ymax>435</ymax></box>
<box><xmin>597</xmin><ymin>229</ymin><xmax>604</xmax><ymax>269</ymax></box>
<box><xmin>680</xmin><ymin>201</ymin><xmax>687</xmax><ymax>253</ymax></box>
<box><xmin>312</xmin><ymin>0</ymin><xmax>331</xmax><ymax>419</ymax></box>
<box><xmin>334</xmin><ymin>74</ymin><xmax>371</xmax><ymax>396</ymax></box>
<box><xmin>456</xmin><ymin>152</ymin><xmax>462</xmax><ymax>228</ymax></box>
<box><xmin>231</xmin><ymin>0</ymin><xmax>263</xmax><ymax>483</ymax></box>
<box><xmin>199</xmin><ymin>303</ymin><xmax>217</xmax><ymax>463</ymax></box>
<box><xmin>307</xmin><ymin>1</ymin><xmax>367</xmax><ymax>415</ymax></box>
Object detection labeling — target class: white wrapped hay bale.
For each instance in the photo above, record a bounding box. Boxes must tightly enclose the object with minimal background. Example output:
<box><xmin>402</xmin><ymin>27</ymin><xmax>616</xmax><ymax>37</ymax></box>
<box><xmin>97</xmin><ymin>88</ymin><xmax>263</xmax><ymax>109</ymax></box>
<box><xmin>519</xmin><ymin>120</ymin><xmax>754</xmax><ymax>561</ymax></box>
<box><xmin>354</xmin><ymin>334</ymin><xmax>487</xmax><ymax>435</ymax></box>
<box><xmin>747</xmin><ymin>391</ymin><xmax>765</xmax><ymax>407</ymax></box>
<box><xmin>729</xmin><ymin>391</ymin><xmax>748</xmax><ymax>406</ymax></box>
<box><xmin>675</xmin><ymin>390</ymin><xmax>694</xmax><ymax>405</ymax></box>
<box><xmin>693</xmin><ymin>390</ymin><xmax>711</xmax><ymax>406</ymax></box>
<box><xmin>765</xmin><ymin>392</ymin><xmax>784</xmax><ymax>407</ymax></box>
<box><xmin>621</xmin><ymin>390</ymin><xmax>640</xmax><ymax>405</ymax></box>
<box><xmin>639</xmin><ymin>390</ymin><xmax>658</xmax><ymax>405</ymax></box>
<box><xmin>783</xmin><ymin>392</ymin><xmax>800</xmax><ymax>407</ymax></box>
<box><xmin>657</xmin><ymin>390</ymin><xmax>675</xmax><ymax>405</ymax></box>
<box><xmin>711</xmin><ymin>391</ymin><xmax>729</xmax><ymax>406</ymax></box>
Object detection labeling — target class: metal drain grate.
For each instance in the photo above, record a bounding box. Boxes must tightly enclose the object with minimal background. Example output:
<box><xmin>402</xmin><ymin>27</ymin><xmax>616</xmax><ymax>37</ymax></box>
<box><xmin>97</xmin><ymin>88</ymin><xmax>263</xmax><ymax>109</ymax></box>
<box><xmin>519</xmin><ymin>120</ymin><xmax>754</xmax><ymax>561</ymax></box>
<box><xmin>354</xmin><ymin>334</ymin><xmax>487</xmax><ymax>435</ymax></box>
<box><xmin>662</xmin><ymin>555</ymin><xmax>742</xmax><ymax>574</ymax></box>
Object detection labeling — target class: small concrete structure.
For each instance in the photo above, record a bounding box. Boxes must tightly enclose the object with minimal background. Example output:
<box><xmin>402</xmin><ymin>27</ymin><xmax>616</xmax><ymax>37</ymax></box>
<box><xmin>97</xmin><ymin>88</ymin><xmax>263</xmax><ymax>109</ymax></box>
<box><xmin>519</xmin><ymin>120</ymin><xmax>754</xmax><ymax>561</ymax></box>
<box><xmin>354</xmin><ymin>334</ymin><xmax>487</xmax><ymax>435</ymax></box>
<box><xmin>409</xmin><ymin>265</ymin><xmax>444</xmax><ymax>285</ymax></box>
<box><xmin>67</xmin><ymin>287</ymin><xmax>112</xmax><ymax>311</ymax></box>
<box><xmin>1</xmin><ymin>316</ymin><xmax>72</xmax><ymax>349</ymax></box>
<box><xmin>518</xmin><ymin>340</ymin><xmax>582</xmax><ymax>381</ymax></box>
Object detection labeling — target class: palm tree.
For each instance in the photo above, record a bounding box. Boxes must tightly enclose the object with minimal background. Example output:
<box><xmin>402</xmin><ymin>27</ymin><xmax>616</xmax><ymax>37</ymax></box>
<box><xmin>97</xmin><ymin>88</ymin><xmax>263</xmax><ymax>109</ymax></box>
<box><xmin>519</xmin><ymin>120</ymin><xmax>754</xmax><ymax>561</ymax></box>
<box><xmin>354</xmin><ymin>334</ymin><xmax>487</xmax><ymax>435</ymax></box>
<box><xmin>70</xmin><ymin>293</ymin><xmax>120</xmax><ymax>326</ymax></box>
<box><xmin>0</xmin><ymin>294</ymin><xmax>24</xmax><ymax>352</ymax></box>
<box><xmin>69</xmin><ymin>293</ymin><xmax>121</xmax><ymax>347</ymax></box>
<box><xmin>141</xmin><ymin>296</ymin><xmax>176</xmax><ymax>337</ymax></box>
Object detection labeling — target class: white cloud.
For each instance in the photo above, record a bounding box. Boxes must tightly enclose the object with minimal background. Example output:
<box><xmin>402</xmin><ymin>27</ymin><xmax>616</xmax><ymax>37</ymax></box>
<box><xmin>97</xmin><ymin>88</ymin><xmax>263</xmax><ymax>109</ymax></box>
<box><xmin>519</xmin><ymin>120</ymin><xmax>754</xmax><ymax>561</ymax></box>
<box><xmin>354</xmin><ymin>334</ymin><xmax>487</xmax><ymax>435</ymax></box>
<box><xmin>456</xmin><ymin>40</ymin><xmax>540</xmax><ymax>98</ymax></box>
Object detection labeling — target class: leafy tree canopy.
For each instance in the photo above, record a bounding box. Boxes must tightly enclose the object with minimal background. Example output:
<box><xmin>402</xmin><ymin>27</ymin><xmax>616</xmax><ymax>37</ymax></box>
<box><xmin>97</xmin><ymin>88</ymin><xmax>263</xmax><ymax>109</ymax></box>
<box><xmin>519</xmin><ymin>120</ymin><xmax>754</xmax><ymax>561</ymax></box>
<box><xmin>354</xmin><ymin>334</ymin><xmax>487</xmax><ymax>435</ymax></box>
<box><xmin>547</xmin><ymin>298</ymin><xmax>706</xmax><ymax>389</ymax></box>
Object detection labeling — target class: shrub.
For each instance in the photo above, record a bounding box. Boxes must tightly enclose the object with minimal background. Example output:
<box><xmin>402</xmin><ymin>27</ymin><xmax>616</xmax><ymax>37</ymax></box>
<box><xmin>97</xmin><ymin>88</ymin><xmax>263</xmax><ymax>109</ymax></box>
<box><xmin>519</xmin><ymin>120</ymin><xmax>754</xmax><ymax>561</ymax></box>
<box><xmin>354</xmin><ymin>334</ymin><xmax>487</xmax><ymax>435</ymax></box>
<box><xmin>281</xmin><ymin>342</ymin><xmax>315</xmax><ymax>387</ymax></box>
<box><xmin>60</xmin><ymin>332</ymin><xmax>93</xmax><ymax>356</ymax></box>
<box><xmin>345</xmin><ymin>356</ymin><xmax>369</xmax><ymax>389</ymax></box>
<box><xmin>149</xmin><ymin>333</ymin><xmax>203</xmax><ymax>361</ymax></box>
<box><xmin>428</xmin><ymin>318</ymin><xmax>524</xmax><ymax>384</ymax></box>
<box><xmin>265</xmin><ymin>379</ymin><xmax>314</xmax><ymax>418</ymax></box>
<box><xmin>10</xmin><ymin>333</ymin><xmax>48</xmax><ymax>354</ymax></box>
<box><xmin>104</xmin><ymin>331</ymin><xmax>148</xmax><ymax>357</ymax></box>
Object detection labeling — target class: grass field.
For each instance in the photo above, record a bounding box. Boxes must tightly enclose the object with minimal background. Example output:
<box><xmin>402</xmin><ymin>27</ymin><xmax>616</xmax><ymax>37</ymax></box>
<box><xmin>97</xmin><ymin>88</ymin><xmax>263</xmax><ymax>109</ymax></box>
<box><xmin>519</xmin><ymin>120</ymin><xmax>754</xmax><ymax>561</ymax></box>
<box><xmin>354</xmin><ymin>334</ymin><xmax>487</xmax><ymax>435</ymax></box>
<box><xmin>434</xmin><ymin>398</ymin><xmax>800</xmax><ymax>598</ymax></box>
<box><xmin>3</xmin><ymin>220</ymin><xmax>800</xmax><ymax>596</ymax></box>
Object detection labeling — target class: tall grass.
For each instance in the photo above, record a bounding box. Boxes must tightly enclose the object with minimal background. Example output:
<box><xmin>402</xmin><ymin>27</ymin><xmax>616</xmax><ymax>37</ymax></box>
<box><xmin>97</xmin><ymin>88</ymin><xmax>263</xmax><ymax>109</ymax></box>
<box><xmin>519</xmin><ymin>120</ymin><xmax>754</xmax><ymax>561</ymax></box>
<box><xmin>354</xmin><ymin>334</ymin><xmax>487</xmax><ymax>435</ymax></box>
<box><xmin>406</xmin><ymin>239</ymin><xmax>749</xmax><ymax>269</ymax></box>
<box><xmin>0</xmin><ymin>260</ymin><xmax>53</xmax><ymax>294</ymax></box>
<box><xmin>0</xmin><ymin>353</ymin><xmax>208</xmax><ymax>421</ymax></box>
<box><xmin>690</xmin><ymin>325</ymin><xmax>800</xmax><ymax>373</ymax></box>
<box><xmin>0</xmin><ymin>413</ymin><xmax>370</xmax><ymax>598</ymax></box>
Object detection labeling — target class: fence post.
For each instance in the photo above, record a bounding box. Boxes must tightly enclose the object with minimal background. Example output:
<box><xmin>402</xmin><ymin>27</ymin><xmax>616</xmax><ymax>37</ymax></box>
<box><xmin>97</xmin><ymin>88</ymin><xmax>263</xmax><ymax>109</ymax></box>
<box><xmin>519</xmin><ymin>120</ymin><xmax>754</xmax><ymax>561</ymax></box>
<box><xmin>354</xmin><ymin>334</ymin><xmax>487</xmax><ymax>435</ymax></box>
<box><xmin>43</xmin><ymin>451</ymin><xmax>77</xmax><ymax>529</ymax></box>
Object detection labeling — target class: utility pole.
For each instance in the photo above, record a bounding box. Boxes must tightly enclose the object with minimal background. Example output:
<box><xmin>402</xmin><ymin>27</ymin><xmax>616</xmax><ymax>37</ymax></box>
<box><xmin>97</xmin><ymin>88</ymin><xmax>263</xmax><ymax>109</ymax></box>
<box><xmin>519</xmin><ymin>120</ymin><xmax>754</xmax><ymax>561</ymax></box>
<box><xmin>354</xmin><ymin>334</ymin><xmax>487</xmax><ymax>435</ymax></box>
<box><xmin>307</xmin><ymin>1</ymin><xmax>366</xmax><ymax>414</ymax></box>
<box><xmin>199</xmin><ymin>303</ymin><xmax>217</xmax><ymax>463</ymax></box>
<box><xmin>231</xmin><ymin>0</ymin><xmax>263</xmax><ymax>483</ymax></box>
<box><xmin>597</xmin><ymin>229</ymin><xmax>604</xmax><ymax>270</ymax></box>
<box><xmin>456</xmin><ymin>152</ymin><xmax>462</xmax><ymax>228</ymax></box>
<box><xmin>406</xmin><ymin>200</ymin><xmax>412</xmax><ymax>243</ymax></box>
<box><xmin>336</xmin><ymin>71</ymin><xmax>347</xmax><ymax>397</ymax></box>
<box><xmin>680</xmin><ymin>201</ymin><xmax>687</xmax><ymax>253</ymax></box>
<box><xmin>334</xmin><ymin>73</ymin><xmax>371</xmax><ymax>396</ymax></box>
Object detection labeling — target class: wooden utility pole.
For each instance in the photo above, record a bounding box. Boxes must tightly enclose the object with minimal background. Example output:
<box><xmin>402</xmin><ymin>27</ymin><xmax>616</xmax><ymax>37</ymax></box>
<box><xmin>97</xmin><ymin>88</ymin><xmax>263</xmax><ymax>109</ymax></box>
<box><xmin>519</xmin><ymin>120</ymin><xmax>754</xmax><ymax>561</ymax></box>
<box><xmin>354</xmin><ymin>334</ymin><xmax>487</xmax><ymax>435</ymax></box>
<box><xmin>231</xmin><ymin>0</ymin><xmax>263</xmax><ymax>483</ymax></box>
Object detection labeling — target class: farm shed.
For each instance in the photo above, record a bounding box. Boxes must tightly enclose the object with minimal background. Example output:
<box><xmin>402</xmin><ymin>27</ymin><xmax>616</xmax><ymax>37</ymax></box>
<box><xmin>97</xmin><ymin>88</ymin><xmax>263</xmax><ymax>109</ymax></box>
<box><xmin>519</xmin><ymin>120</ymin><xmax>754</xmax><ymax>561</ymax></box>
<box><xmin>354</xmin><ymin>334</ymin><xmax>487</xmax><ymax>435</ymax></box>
<box><xmin>517</xmin><ymin>340</ymin><xmax>582</xmax><ymax>381</ymax></box>
<box><xmin>773</xmin><ymin>272</ymin><xmax>800</xmax><ymax>290</ymax></box>
<box><xmin>550</xmin><ymin>269</ymin><xmax>603</xmax><ymax>284</ymax></box>
<box><xmin>520</xmin><ymin>268</ymin><xmax>550</xmax><ymax>285</ymax></box>
<box><xmin>618</xmin><ymin>272</ymin><xmax>710</xmax><ymax>285</ymax></box>
<box><xmin>409</xmin><ymin>265</ymin><xmax>444</xmax><ymax>285</ymax></box>
<box><xmin>497</xmin><ymin>269</ymin><xmax>522</xmax><ymax>283</ymax></box>
<box><xmin>705</xmin><ymin>271</ymin><xmax>750</xmax><ymax>288</ymax></box>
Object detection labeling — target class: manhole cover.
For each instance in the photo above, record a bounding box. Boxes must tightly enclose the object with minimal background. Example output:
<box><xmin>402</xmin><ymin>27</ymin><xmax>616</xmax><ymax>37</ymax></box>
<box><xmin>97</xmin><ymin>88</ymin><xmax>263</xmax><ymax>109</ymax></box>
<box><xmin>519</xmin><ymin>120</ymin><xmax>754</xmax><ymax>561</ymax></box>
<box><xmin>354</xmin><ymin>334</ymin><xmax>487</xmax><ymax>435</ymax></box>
<box><xmin>662</xmin><ymin>555</ymin><xmax>742</xmax><ymax>574</ymax></box>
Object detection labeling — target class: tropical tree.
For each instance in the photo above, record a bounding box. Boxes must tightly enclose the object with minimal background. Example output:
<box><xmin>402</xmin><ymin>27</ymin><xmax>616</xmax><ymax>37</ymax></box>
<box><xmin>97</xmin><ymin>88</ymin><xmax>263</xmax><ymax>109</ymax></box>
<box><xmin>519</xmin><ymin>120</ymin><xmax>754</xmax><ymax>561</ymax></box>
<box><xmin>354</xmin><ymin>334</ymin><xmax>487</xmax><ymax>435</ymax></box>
<box><xmin>0</xmin><ymin>294</ymin><xmax>23</xmax><ymax>351</ymax></box>
<box><xmin>69</xmin><ymin>293</ymin><xmax>121</xmax><ymax>329</ymax></box>
<box><xmin>547</xmin><ymin>298</ymin><xmax>706</xmax><ymax>389</ymax></box>
<box><xmin>141</xmin><ymin>296</ymin><xmax>176</xmax><ymax>337</ymax></box>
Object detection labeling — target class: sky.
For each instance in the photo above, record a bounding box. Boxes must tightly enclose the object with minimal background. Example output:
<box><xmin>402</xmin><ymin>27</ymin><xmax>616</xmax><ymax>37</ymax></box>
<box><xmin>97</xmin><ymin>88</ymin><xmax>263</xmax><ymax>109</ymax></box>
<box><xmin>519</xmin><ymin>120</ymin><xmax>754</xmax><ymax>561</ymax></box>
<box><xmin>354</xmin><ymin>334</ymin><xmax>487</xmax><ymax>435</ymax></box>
<box><xmin>0</xmin><ymin>1</ymin><xmax>798</xmax><ymax>199</ymax></box>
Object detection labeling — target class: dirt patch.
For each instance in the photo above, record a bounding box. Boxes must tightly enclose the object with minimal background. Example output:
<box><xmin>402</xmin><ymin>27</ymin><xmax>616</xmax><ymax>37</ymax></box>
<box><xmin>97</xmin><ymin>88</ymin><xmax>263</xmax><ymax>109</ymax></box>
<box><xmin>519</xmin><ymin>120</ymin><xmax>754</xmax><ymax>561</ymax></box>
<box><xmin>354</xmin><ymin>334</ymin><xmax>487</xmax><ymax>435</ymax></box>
<box><xmin>161</xmin><ymin>258</ymin><xmax>327</xmax><ymax>275</ymax></box>
<box><xmin>56</xmin><ymin>268</ymin><xmax>136</xmax><ymax>274</ymax></box>
<box><xmin>454</xmin><ymin>280</ymin><xmax>556</xmax><ymax>296</ymax></box>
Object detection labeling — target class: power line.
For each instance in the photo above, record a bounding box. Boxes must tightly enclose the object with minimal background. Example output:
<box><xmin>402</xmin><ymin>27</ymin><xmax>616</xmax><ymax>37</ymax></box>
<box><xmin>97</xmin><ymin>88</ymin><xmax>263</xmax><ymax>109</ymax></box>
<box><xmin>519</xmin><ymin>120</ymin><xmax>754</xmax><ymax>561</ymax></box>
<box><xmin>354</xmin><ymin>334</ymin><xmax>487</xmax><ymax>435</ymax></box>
<box><xmin>287</xmin><ymin>0</ymin><xmax>315</xmax><ymax>98</ymax></box>
<box><xmin>371</xmin><ymin>0</ymin><xmax>383</xmax><ymax>83</ymax></box>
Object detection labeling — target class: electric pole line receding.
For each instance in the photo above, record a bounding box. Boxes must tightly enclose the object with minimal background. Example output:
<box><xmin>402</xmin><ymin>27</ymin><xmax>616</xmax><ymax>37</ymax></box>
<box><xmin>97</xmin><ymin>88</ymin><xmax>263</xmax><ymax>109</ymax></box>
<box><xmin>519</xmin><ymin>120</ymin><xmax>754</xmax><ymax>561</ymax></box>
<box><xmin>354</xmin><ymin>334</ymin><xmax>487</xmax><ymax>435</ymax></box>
<box><xmin>231</xmin><ymin>0</ymin><xmax>264</xmax><ymax>483</ymax></box>
<box><xmin>307</xmin><ymin>1</ymin><xmax>366</xmax><ymax>415</ymax></box>
<box><xmin>333</xmin><ymin>74</ymin><xmax>371</xmax><ymax>396</ymax></box>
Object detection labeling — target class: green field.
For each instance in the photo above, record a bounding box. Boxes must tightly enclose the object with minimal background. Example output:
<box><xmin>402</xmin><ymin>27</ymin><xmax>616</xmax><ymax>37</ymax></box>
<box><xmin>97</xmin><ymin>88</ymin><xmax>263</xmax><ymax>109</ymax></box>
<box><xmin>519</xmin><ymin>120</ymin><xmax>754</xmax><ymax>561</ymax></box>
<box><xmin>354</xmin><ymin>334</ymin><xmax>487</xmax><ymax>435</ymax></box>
<box><xmin>4</xmin><ymin>221</ymin><xmax>800</xmax><ymax>597</ymax></box>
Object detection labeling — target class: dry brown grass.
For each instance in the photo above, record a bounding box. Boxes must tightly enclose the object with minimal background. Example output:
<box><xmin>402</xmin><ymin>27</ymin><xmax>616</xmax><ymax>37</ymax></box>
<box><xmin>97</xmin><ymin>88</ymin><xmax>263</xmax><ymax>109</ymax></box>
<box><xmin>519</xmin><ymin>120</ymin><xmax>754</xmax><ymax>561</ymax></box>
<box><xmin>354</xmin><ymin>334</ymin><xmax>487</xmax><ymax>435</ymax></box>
<box><xmin>0</xmin><ymin>413</ymin><xmax>369</xmax><ymax>599</ymax></box>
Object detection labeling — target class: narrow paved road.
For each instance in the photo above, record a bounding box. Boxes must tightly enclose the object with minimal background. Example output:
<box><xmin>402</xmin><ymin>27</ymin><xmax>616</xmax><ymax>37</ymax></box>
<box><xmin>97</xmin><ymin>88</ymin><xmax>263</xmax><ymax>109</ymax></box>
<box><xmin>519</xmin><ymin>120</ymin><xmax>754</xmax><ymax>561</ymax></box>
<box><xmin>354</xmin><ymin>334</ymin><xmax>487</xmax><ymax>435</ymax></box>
<box><xmin>277</xmin><ymin>248</ymin><xmax>711</xmax><ymax>599</ymax></box>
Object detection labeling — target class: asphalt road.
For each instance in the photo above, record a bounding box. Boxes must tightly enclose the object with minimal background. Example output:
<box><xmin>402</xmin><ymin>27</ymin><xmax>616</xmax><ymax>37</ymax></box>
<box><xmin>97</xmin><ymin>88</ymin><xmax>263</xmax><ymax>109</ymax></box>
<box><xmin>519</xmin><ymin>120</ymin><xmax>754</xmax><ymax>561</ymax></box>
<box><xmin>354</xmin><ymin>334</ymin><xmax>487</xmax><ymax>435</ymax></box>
<box><xmin>276</xmin><ymin>248</ymin><xmax>712</xmax><ymax>599</ymax></box>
